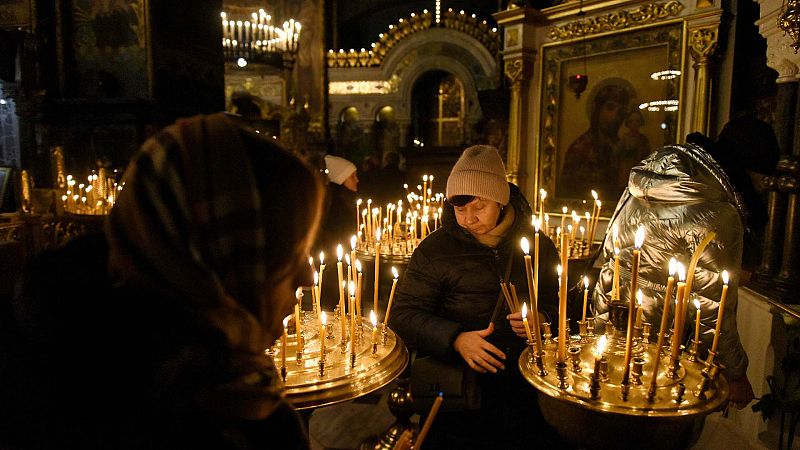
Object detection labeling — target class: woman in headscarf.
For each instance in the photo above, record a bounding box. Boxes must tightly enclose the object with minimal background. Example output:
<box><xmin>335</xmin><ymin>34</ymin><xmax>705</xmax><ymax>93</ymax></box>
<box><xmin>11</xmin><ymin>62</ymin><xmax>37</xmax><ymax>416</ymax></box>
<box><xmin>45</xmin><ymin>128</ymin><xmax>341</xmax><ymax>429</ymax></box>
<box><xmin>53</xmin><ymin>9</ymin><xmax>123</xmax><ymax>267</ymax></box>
<box><xmin>0</xmin><ymin>113</ymin><xmax>324</xmax><ymax>449</ymax></box>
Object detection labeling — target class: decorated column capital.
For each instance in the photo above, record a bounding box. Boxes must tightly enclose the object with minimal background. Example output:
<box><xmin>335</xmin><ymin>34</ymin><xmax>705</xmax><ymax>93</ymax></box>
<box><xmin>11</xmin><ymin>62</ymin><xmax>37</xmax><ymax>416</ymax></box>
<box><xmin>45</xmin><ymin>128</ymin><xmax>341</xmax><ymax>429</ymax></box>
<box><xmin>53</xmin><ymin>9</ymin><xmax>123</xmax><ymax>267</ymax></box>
<box><xmin>688</xmin><ymin>26</ymin><xmax>719</xmax><ymax>63</ymax></box>
<box><xmin>504</xmin><ymin>57</ymin><xmax>534</xmax><ymax>87</ymax></box>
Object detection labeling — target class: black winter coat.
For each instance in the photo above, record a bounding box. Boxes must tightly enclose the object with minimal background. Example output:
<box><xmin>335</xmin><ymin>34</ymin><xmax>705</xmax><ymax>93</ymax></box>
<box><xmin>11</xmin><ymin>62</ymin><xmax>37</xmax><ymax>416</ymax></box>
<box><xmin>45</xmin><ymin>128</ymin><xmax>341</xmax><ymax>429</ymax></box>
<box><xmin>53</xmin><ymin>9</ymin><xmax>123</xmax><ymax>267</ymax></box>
<box><xmin>389</xmin><ymin>183</ymin><xmax>559</xmax><ymax>363</ymax></box>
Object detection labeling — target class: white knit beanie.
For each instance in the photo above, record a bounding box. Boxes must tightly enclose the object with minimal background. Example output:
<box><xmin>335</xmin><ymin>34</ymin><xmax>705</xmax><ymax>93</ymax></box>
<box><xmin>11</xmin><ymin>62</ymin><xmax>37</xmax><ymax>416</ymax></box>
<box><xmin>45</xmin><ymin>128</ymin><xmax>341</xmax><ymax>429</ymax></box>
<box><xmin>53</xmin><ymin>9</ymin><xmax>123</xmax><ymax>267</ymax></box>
<box><xmin>324</xmin><ymin>155</ymin><xmax>357</xmax><ymax>185</ymax></box>
<box><xmin>446</xmin><ymin>145</ymin><xmax>510</xmax><ymax>205</ymax></box>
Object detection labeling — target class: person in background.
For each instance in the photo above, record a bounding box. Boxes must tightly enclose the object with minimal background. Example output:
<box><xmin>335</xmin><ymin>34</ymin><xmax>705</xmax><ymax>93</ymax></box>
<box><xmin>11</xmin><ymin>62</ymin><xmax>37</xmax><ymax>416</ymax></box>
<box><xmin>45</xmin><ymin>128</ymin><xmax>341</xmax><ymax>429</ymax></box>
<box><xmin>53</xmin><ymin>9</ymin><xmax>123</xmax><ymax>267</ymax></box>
<box><xmin>358</xmin><ymin>151</ymin><xmax>407</xmax><ymax>205</ymax></box>
<box><xmin>390</xmin><ymin>145</ymin><xmax>562</xmax><ymax>449</ymax></box>
<box><xmin>0</xmin><ymin>113</ymin><xmax>324</xmax><ymax>449</ymax></box>
<box><xmin>592</xmin><ymin>114</ymin><xmax>780</xmax><ymax>410</ymax></box>
<box><xmin>316</xmin><ymin>154</ymin><xmax>358</xmax><ymax>309</ymax></box>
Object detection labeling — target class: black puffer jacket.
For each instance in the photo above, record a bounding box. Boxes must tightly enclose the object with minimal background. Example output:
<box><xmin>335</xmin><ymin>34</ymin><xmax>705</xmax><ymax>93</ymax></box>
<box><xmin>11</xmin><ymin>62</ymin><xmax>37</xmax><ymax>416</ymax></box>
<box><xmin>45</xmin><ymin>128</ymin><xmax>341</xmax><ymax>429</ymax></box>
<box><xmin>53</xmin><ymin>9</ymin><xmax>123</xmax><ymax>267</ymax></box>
<box><xmin>389</xmin><ymin>183</ymin><xmax>559</xmax><ymax>362</ymax></box>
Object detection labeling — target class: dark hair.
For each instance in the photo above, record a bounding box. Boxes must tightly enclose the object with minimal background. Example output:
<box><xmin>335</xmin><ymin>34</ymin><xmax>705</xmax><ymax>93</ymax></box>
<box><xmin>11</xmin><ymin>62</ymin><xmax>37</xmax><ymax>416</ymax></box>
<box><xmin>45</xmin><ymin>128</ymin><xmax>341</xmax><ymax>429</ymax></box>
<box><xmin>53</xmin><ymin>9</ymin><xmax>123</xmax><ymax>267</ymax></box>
<box><xmin>448</xmin><ymin>195</ymin><xmax>475</xmax><ymax>207</ymax></box>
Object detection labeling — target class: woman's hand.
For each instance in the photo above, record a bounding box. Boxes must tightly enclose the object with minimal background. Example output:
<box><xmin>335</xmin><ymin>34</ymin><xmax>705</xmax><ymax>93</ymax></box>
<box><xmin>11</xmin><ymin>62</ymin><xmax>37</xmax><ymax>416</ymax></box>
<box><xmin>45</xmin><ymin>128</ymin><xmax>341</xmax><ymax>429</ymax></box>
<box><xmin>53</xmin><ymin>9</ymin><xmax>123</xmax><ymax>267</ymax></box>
<box><xmin>453</xmin><ymin>323</ymin><xmax>506</xmax><ymax>373</ymax></box>
<box><xmin>506</xmin><ymin>311</ymin><xmax>527</xmax><ymax>338</ymax></box>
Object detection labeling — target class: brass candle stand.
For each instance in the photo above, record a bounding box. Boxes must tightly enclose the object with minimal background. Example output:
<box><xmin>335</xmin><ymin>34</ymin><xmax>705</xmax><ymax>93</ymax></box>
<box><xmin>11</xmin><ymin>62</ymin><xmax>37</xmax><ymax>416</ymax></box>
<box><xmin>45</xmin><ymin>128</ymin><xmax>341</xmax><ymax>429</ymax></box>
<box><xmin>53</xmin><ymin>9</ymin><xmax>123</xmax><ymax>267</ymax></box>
<box><xmin>273</xmin><ymin>311</ymin><xmax>408</xmax><ymax>410</ymax></box>
<box><xmin>520</xmin><ymin>306</ymin><xmax>729</xmax><ymax>450</ymax></box>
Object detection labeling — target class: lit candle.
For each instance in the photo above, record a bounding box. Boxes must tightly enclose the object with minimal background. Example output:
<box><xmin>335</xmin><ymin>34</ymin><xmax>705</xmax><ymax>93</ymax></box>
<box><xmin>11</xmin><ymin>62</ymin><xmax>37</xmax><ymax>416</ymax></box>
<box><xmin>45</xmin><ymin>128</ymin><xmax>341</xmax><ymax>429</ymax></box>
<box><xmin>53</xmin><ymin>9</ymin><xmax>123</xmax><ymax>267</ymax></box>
<box><xmin>422</xmin><ymin>175</ymin><xmax>428</xmax><ymax>206</ymax></box>
<box><xmin>313</xmin><ymin>271</ymin><xmax>320</xmax><ymax>318</ymax></box>
<box><xmin>635</xmin><ymin>289</ymin><xmax>644</xmax><ymax>328</ymax></box>
<box><xmin>349</xmin><ymin>281</ymin><xmax>356</xmax><ymax>356</ymax></box>
<box><xmin>622</xmin><ymin>226</ymin><xmax>645</xmax><ymax>385</ymax></box>
<box><xmin>594</xmin><ymin>334</ymin><xmax>607</xmax><ymax>375</ymax></box>
<box><xmin>374</xmin><ymin>229</ymin><xmax>381</xmax><ymax>313</ymax></box>
<box><xmin>521</xmin><ymin>302</ymin><xmax>534</xmax><ymax>345</ymax></box>
<box><xmin>533</xmin><ymin>220</ymin><xmax>540</xmax><ymax>308</ymax></box>
<box><xmin>337</xmin><ymin>245</ymin><xmax>346</xmax><ymax>339</ymax></box>
<box><xmin>544</xmin><ymin>213</ymin><xmax>550</xmax><ymax>235</ymax></box>
<box><xmin>693</xmin><ymin>297</ymin><xmax>702</xmax><ymax>343</ymax></box>
<box><xmin>559</xmin><ymin>229</ymin><xmax>569</xmax><ymax>362</ymax></box>
<box><xmin>669</xmin><ymin>264</ymin><xmax>688</xmax><ymax>362</ymax></box>
<box><xmin>709</xmin><ymin>270</ymin><xmax>730</xmax><ymax>355</ymax></box>
<box><xmin>384</xmin><ymin>267</ymin><xmax>399</xmax><ymax>326</ymax></box>
<box><xmin>582</xmin><ymin>276</ymin><xmax>590</xmax><ymax>322</ymax></box>
<box><xmin>521</xmin><ymin>237</ymin><xmax>543</xmax><ymax>357</ymax></box>
<box><xmin>571</xmin><ymin>211</ymin><xmax>579</xmax><ymax>239</ymax></box>
<box><xmin>370</xmin><ymin>310</ymin><xmax>378</xmax><ymax>352</ymax></box>
<box><xmin>560</xmin><ymin>206</ymin><xmax>568</xmax><ymax>234</ymax></box>
<box><xmin>648</xmin><ymin>260</ymin><xmax>677</xmax><ymax>398</ymax></box>
<box><xmin>589</xmin><ymin>200</ymin><xmax>603</xmax><ymax>244</ymax></box>
<box><xmin>589</xmin><ymin>190</ymin><xmax>598</xmax><ymax>242</ymax></box>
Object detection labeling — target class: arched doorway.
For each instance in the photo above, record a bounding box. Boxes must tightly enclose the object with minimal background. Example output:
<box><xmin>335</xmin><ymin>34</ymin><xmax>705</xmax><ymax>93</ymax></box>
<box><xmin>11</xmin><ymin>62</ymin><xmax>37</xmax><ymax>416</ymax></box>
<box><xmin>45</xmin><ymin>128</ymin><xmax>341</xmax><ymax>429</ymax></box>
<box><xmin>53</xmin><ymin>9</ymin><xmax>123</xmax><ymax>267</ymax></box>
<box><xmin>410</xmin><ymin>71</ymin><xmax>466</xmax><ymax>148</ymax></box>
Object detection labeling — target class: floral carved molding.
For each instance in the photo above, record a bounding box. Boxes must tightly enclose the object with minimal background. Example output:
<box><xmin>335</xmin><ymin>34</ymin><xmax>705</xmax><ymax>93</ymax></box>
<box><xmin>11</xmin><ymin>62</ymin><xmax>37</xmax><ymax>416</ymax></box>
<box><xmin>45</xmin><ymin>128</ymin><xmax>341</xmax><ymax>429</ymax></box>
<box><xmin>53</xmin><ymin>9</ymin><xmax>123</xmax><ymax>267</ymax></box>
<box><xmin>547</xmin><ymin>0</ymin><xmax>684</xmax><ymax>41</ymax></box>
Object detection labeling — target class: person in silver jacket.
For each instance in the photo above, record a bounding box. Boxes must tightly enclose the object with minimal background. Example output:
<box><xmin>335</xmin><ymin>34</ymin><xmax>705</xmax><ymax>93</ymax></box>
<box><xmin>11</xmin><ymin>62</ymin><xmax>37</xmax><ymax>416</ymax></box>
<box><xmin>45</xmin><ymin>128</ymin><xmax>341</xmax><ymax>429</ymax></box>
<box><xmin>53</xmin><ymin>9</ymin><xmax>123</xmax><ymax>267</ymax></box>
<box><xmin>592</xmin><ymin>115</ymin><xmax>779</xmax><ymax>409</ymax></box>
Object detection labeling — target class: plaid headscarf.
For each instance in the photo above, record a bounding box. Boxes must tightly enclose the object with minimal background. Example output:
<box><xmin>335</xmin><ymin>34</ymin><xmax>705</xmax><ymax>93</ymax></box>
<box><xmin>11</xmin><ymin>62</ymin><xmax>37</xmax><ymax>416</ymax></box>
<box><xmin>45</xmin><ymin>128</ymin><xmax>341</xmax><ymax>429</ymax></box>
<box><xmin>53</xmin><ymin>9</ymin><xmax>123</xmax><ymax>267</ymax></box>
<box><xmin>106</xmin><ymin>113</ymin><xmax>317</xmax><ymax>420</ymax></box>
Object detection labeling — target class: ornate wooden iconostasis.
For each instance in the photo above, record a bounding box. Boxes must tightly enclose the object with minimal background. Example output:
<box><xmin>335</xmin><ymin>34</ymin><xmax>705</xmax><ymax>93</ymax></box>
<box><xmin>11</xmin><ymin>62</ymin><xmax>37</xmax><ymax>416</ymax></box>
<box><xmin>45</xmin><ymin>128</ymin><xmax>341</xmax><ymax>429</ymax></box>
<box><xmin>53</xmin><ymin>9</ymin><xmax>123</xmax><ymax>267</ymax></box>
<box><xmin>494</xmin><ymin>0</ymin><xmax>724</xmax><ymax>207</ymax></box>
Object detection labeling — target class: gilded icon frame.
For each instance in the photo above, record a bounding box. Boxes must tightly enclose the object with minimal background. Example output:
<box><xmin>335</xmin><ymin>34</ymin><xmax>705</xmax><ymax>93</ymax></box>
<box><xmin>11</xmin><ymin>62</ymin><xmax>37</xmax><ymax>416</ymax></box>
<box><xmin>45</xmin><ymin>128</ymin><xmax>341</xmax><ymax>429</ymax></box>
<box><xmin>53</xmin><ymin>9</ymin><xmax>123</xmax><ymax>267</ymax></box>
<box><xmin>538</xmin><ymin>22</ymin><xmax>686</xmax><ymax>205</ymax></box>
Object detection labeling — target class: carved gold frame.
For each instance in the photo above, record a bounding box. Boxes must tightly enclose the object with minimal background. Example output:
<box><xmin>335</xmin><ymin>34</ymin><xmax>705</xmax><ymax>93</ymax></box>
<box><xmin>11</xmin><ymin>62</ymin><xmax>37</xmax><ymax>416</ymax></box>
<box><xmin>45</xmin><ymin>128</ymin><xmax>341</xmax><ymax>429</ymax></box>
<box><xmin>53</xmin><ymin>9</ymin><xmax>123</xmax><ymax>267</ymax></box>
<box><xmin>537</xmin><ymin>20</ymin><xmax>686</xmax><ymax>205</ymax></box>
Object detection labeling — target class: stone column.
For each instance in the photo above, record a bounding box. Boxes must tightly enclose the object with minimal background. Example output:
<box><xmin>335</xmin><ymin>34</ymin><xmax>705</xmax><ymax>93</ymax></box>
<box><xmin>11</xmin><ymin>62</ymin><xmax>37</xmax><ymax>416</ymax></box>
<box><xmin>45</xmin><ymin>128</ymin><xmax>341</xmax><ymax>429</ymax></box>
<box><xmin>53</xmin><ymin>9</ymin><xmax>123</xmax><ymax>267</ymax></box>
<box><xmin>688</xmin><ymin>24</ymin><xmax>720</xmax><ymax>134</ymax></box>
<box><xmin>754</xmin><ymin>0</ymin><xmax>800</xmax><ymax>301</ymax></box>
<box><xmin>494</xmin><ymin>5</ymin><xmax>541</xmax><ymax>196</ymax></box>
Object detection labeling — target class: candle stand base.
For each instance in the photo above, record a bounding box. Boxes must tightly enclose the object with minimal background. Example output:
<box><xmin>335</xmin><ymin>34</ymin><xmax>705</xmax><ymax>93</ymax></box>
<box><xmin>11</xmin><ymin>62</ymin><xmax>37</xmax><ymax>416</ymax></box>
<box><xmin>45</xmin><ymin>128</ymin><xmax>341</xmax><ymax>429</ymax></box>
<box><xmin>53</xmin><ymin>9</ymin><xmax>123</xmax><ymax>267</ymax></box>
<box><xmin>281</xmin><ymin>366</ymin><xmax>287</xmax><ymax>382</ymax></box>
<box><xmin>519</xmin><ymin>334</ymin><xmax>729</xmax><ymax>450</ymax></box>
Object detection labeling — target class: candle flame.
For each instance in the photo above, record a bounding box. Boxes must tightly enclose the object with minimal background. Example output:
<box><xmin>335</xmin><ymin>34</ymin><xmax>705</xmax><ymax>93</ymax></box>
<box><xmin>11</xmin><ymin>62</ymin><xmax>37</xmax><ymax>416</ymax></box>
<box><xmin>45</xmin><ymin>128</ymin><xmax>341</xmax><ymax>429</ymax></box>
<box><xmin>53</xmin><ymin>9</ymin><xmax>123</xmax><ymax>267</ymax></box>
<box><xmin>314</xmin><ymin>272</ymin><xmax>319</xmax><ymax>285</ymax></box>
<box><xmin>545</xmin><ymin>213</ymin><xmax>549</xmax><ymax>222</ymax></box>
<box><xmin>562</xmin><ymin>206</ymin><xmax>568</xmax><ymax>214</ymax></box>
<box><xmin>349</xmin><ymin>281</ymin><xmax>356</xmax><ymax>297</ymax></box>
<box><xmin>540</xmin><ymin>189</ymin><xmax>547</xmax><ymax>200</ymax></box>
<box><xmin>319</xmin><ymin>252</ymin><xmax>325</xmax><ymax>265</ymax></box>
<box><xmin>634</xmin><ymin>225</ymin><xmax>645</xmax><ymax>249</ymax></box>
<box><xmin>392</xmin><ymin>266</ymin><xmax>399</xmax><ymax>279</ymax></box>
<box><xmin>580</xmin><ymin>226</ymin><xmax>585</xmax><ymax>234</ymax></box>
<box><xmin>308</xmin><ymin>257</ymin><xmax>313</xmax><ymax>267</ymax></box>
<box><xmin>356</xmin><ymin>260</ymin><xmax>362</xmax><ymax>273</ymax></box>
<box><xmin>596</xmin><ymin>335</ymin><xmax>607</xmax><ymax>356</ymax></box>
<box><xmin>591</xmin><ymin>190</ymin><xmax>598</xmax><ymax>200</ymax></box>
<box><xmin>557</xmin><ymin>265</ymin><xmax>562</xmax><ymax>276</ymax></box>
<box><xmin>722</xmin><ymin>270</ymin><xmax>729</xmax><ymax>285</ymax></box>
<box><xmin>668</xmin><ymin>257</ymin><xmax>677</xmax><ymax>276</ymax></box>
<box><xmin>357</xmin><ymin>198</ymin><xmax>362</xmax><ymax>206</ymax></box>
<box><xmin>520</xmin><ymin>237</ymin><xmax>530</xmax><ymax>254</ymax></box>
<box><xmin>694</xmin><ymin>298</ymin><xmax>701</xmax><ymax>309</ymax></box>
<box><xmin>533</xmin><ymin>218</ymin><xmax>540</xmax><ymax>232</ymax></box>
<box><xmin>283</xmin><ymin>315</ymin><xmax>290</xmax><ymax>328</ymax></box>
<box><xmin>584</xmin><ymin>276</ymin><xmax>589</xmax><ymax>289</ymax></box>
<box><xmin>321</xmin><ymin>312</ymin><xmax>327</xmax><ymax>325</ymax></box>
<box><xmin>370</xmin><ymin>310</ymin><xmax>377</xmax><ymax>326</ymax></box>
<box><xmin>337</xmin><ymin>244</ymin><xmax>343</xmax><ymax>261</ymax></box>
<box><xmin>572</xmin><ymin>211</ymin><xmax>579</xmax><ymax>221</ymax></box>
<box><xmin>351</xmin><ymin>235</ymin><xmax>357</xmax><ymax>250</ymax></box>
<box><xmin>345</xmin><ymin>253</ymin><xmax>351</xmax><ymax>265</ymax></box>
<box><xmin>676</xmin><ymin>262</ymin><xmax>686</xmax><ymax>282</ymax></box>
<box><xmin>423</xmin><ymin>174</ymin><xmax>428</xmax><ymax>181</ymax></box>
<box><xmin>585</xmin><ymin>212</ymin><xmax>591</xmax><ymax>220</ymax></box>
<box><xmin>636</xmin><ymin>289</ymin><xmax>643</xmax><ymax>306</ymax></box>
<box><xmin>521</xmin><ymin>302</ymin><xmax>528</xmax><ymax>317</ymax></box>
<box><xmin>596</xmin><ymin>200</ymin><xmax>602</xmax><ymax>208</ymax></box>
<box><xmin>296</xmin><ymin>287</ymin><xmax>303</xmax><ymax>299</ymax></box>
<box><xmin>376</xmin><ymin>228</ymin><xmax>381</xmax><ymax>241</ymax></box>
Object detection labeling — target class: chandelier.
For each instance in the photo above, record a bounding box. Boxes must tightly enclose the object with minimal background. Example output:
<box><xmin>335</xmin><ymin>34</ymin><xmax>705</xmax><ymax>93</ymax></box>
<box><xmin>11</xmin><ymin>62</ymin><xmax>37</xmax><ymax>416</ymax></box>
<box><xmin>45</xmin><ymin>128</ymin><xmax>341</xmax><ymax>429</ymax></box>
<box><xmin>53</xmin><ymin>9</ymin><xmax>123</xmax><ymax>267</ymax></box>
<box><xmin>221</xmin><ymin>9</ymin><xmax>301</xmax><ymax>69</ymax></box>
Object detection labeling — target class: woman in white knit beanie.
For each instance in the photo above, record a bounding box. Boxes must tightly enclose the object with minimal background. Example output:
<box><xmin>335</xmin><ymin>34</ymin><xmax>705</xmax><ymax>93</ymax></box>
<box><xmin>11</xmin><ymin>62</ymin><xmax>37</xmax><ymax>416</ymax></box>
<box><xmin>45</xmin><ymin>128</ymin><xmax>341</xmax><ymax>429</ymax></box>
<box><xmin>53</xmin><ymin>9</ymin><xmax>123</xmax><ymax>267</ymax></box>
<box><xmin>390</xmin><ymin>145</ymin><xmax>564</xmax><ymax>449</ymax></box>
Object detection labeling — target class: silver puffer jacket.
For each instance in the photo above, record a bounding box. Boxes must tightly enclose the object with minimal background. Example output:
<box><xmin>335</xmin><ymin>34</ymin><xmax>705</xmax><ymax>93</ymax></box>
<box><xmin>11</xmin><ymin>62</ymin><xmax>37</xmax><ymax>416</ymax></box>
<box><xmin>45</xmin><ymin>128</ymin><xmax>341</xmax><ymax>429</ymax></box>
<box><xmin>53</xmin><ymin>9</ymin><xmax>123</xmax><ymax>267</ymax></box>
<box><xmin>592</xmin><ymin>142</ymin><xmax>748</xmax><ymax>379</ymax></box>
